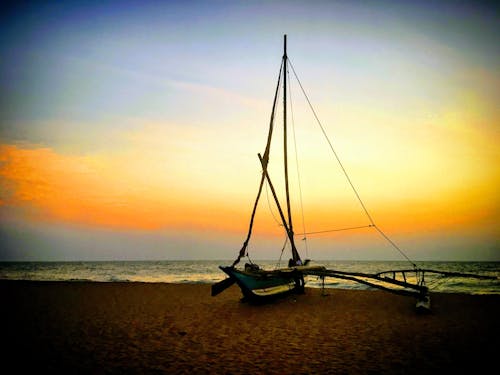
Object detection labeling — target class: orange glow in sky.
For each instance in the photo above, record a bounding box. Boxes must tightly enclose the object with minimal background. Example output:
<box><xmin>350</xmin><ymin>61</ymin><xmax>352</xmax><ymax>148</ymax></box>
<box><xmin>0</xmin><ymin>144</ymin><xmax>249</xmax><ymax>232</ymax></box>
<box><xmin>1</xmin><ymin>135</ymin><xmax>497</xmax><ymax>239</ymax></box>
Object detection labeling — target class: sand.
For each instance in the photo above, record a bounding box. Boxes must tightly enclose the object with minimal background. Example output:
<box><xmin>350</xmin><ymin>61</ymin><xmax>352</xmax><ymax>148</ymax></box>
<box><xmin>1</xmin><ymin>281</ymin><xmax>498</xmax><ymax>374</ymax></box>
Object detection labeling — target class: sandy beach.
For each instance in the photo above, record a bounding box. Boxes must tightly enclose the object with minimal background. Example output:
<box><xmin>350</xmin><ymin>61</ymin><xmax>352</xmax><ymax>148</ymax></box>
<box><xmin>1</xmin><ymin>281</ymin><xmax>498</xmax><ymax>374</ymax></box>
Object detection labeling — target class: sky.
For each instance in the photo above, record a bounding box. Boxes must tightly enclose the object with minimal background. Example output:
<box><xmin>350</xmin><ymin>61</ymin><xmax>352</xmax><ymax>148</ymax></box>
<box><xmin>0</xmin><ymin>0</ymin><xmax>498</xmax><ymax>261</ymax></box>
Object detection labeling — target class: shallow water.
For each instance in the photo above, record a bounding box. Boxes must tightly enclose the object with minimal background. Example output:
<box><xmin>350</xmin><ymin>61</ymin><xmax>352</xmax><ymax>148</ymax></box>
<box><xmin>1</xmin><ymin>260</ymin><xmax>498</xmax><ymax>294</ymax></box>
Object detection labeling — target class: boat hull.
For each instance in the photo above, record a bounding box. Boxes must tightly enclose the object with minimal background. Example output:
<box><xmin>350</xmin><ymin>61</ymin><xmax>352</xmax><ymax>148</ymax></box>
<box><xmin>219</xmin><ymin>266</ymin><xmax>303</xmax><ymax>302</ymax></box>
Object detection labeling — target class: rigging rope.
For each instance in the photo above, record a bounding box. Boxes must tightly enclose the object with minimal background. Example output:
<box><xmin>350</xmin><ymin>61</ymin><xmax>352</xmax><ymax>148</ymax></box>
<box><xmin>373</xmin><ymin>225</ymin><xmax>416</xmax><ymax>267</ymax></box>
<box><xmin>298</xmin><ymin>224</ymin><xmax>374</xmax><ymax>236</ymax></box>
<box><xmin>276</xmin><ymin>236</ymin><xmax>289</xmax><ymax>269</ymax></box>
<box><xmin>288</xmin><ymin>60</ymin><xmax>375</xmax><ymax>226</ymax></box>
<box><xmin>287</xmin><ymin>65</ymin><xmax>309</xmax><ymax>258</ymax></box>
<box><xmin>288</xmin><ymin>59</ymin><xmax>416</xmax><ymax>268</ymax></box>
<box><xmin>265</xmin><ymin>179</ymin><xmax>283</xmax><ymax>227</ymax></box>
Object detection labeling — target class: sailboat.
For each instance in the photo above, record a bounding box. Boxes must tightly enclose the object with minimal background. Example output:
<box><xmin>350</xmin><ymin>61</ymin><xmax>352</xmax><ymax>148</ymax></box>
<box><xmin>212</xmin><ymin>35</ymin><xmax>497</xmax><ymax>309</ymax></box>
<box><xmin>212</xmin><ymin>35</ymin><xmax>324</xmax><ymax>301</ymax></box>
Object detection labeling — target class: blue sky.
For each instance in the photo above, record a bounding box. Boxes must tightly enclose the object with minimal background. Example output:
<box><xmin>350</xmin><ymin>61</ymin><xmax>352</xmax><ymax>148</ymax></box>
<box><xmin>0</xmin><ymin>1</ymin><xmax>498</xmax><ymax>261</ymax></box>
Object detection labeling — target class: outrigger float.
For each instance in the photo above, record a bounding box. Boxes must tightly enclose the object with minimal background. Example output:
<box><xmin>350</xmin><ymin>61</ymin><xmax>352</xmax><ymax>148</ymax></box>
<box><xmin>213</xmin><ymin>263</ymin><xmax>496</xmax><ymax>311</ymax></box>
<box><xmin>211</xmin><ymin>35</ymin><xmax>497</xmax><ymax>311</ymax></box>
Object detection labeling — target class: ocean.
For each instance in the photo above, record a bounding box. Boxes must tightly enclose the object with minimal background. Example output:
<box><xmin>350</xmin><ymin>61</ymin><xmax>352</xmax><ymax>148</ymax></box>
<box><xmin>1</xmin><ymin>260</ymin><xmax>498</xmax><ymax>294</ymax></box>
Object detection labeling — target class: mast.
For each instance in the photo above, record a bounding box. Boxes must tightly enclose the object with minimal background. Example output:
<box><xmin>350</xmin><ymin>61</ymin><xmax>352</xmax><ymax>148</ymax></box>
<box><xmin>283</xmin><ymin>34</ymin><xmax>301</xmax><ymax>263</ymax></box>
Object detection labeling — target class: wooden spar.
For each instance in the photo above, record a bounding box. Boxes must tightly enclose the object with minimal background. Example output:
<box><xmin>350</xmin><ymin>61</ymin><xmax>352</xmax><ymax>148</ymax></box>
<box><xmin>301</xmin><ymin>268</ymin><xmax>428</xmax><ymax>295</ymax></box>
<box><xmin>283</xmin><ymin>34</ymin><xmax>300</xmax><ymax>263</ymax></box>
<box><xmin>276</xmin><ymin>266</ymin><xmax>498</xmax><ymax>301</ymax></box>
<box><xmin>262</xmin><ymin>266</ymin><xmax>428</xmax><ymax>299</ymax></box>
<box><xmin>211</xmin><ymin>276</ymin><xmax>236</xmax><ymax>296</ymax></box>
<box><xmin>231</xmin><ymin>61</ymin><xmax>284</xmax><ymax>267</ymax></box>
<box><xmin>376</xmin><ymin>269</ymin><xmax>498</xmax><ymax>280</ymax></box>
<box><xmin>317</xmin><ymin>272</ymin><xmax>425</xmax><ymax>298</ymax></box>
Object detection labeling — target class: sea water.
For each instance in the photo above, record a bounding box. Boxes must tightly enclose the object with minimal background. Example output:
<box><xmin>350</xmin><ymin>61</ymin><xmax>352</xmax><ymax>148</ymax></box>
<box><xmin>0</xmin><ymin>260</ymin><xmax>498</xmax><ymax>294</ymax></box>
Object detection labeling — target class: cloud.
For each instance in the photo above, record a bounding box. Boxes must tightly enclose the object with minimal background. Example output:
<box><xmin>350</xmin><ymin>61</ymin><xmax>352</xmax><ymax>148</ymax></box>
<box><xmin>0</xmin><ymin>142</ymin><xmax>248</xmax><ymax>232</ymax></box>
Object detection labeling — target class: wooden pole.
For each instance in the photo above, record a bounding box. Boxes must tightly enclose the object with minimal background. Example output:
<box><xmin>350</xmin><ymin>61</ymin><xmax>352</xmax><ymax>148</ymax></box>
<box><xmin>283</xmin><ymin>34</ymin><xmax>300</xmax><ymax>263</ymax></box>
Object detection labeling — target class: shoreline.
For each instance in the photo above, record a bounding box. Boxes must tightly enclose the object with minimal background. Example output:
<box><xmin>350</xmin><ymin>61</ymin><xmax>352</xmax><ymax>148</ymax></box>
<box><xmin>2</xmin><ymin>281</ymin><xmax>498</xmax><ymax>374</ymax></box>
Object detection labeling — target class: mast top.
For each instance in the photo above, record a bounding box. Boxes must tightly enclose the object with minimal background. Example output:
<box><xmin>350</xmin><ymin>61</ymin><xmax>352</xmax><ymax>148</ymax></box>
<box><xmin>283</xmin><ymin>34</ymin><xmax>287</xmax><ymax>58</ymax></box>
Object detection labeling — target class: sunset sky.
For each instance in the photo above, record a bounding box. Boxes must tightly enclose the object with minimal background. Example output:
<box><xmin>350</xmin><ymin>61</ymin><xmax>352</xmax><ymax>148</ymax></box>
<box><xmin>1</xmin><ymin>1</ymin><xmax>498</xmax><ymax>261</ymax></box>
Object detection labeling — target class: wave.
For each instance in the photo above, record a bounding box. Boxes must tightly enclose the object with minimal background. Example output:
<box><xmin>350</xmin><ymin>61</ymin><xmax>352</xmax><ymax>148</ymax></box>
<box><xmin>1</xmin><ymin>260</ymin><xmax>498</xmax><ymax>294</ymax></box>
